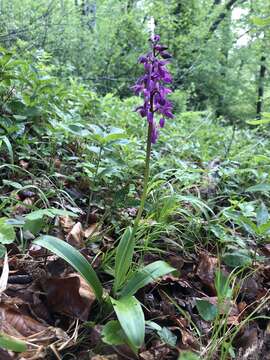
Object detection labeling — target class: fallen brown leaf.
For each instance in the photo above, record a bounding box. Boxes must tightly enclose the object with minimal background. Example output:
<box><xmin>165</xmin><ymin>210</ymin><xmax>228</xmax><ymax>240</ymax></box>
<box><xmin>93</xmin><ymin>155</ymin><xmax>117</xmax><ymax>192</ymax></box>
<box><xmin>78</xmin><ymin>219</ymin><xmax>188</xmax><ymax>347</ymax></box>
<box><xmin>0</xmin><ymin>303</ymin><xmax>49</xmax><ymax>337</ymax></box>
<box><xmin>196</xmin><ymin>252</ymin><xmax>218</xmax><ymax>294</ymax></box>
<box><xmin>84</xmin><ymin>223</ymin><xmax>99</xmax><ymax>239</ymax></box>
<box><xmin>66</xmin><ymin>222</ymin><xmax>85</xmax><ymax>248</ymax></box>
<box><xmin>41</xmin><ymin>275</ymin><xmax>95</xmax><ymax>321</ymax></box>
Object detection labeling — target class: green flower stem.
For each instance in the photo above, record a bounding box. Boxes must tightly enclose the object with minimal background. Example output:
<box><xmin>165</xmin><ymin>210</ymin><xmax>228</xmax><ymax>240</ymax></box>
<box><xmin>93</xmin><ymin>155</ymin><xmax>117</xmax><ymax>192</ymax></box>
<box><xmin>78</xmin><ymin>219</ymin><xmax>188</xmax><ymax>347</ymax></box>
<box><xmin>132</xmin><ymin>121</ymin><xmax>152</xmax><ymax>235</ymax></box>
<box><xmin>129</xmin><ymin>97</ymin><xmax>153</xmax><ymax>247</ymax></box>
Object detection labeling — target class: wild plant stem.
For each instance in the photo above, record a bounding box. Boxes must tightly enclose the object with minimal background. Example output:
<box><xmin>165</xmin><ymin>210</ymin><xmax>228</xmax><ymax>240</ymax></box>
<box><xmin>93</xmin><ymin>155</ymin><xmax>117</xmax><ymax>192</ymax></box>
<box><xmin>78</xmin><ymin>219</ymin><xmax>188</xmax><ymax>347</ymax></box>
<box><xmin>132</xmin><ymin>121</ymin><xmax>153</xmax><ymax>234</ymax></box>
<box><xmin>129</xmin><ymin>89</ymin><xmax>154</xmax><ymax>241</ymax></box>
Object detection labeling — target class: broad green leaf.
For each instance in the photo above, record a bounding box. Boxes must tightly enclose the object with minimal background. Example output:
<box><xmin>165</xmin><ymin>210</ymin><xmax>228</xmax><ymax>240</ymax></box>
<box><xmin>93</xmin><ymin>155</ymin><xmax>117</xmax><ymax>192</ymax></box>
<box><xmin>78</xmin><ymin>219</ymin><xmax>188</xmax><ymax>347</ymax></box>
<box><xmin>196</xmin><ymin>299</ymin><xmax>217</xmax><ymax>321</ymax></box>
<box><xmin>101</xmin><ymin>320</ymin><xmax>126</xmax><ymax>346</ymax></box>
<box><xmin>0</xmin><ymin>218</ymin><xmax>16</xmax><ymax>244</ymax></box>
<box><xmin>0</xmin><ymin>333</ymin><xmax>27</xmax><ymax>352</ymax></box>
<box><xmin>23</xmin><ymin>218</ymin><xmax>44</xmax><ymax>235</ymax></box>
<box><xmin>120</xmin><ymin>260</ymin><xmax>175</xmax><ymax>297</ymax></box>
<box><xmin>111</xmin><ymin>296</ymin><xmax>145</xmax><ymax>352</ymax></box>
<box><xmin>34</xmin><ymin>236</ymin><xmax>103</xmax><ymax>302</ymax></box>
<box><xmin>113</xmin><ymin>227</ymin><xmax>134</xmax><ymax>292</ymax></box>
<box><xmin>246</xmin><ymin>184</ymin><xmax>270</xmax><ymax>193</ymax></box>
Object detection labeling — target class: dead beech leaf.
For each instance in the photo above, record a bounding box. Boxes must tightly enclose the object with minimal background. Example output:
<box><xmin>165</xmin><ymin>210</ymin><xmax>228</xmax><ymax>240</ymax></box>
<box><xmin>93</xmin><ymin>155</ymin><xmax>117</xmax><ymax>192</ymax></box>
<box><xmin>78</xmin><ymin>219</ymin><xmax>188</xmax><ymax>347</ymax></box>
<box><xmin>71</xmin><ymin>274</ymin><xmax>96</xmax><ymax>305</ymax></box>
<box><xmin>59</xmin><ymin>216</ymin><xmax>75</xmax><ymax>234</ymax></box>
<box><xmin>0</xmin><ymin>304</ymin><xmax>49</xmax><ymax>337</ymax></box>
<box><xmin>84</xmin><ymin>223</ymin><xmax>99</xmax><ymax>239</ymax></box>
<box><xmin>41</xmin><ymin>275</ymin><xmax>95</xmax><ymax>321</ymax></box>
<box><xmin>66</xmin><ymin>222</ymin><xmax>84</xmax><ymax>248</ymax></box>
<box><xmin>0</xmin><ymin>303</ymin><xmax>70</xmax><ymax>359</ymax></box>
<box><xmin>196</xmin><ymin>253</ymin><xmax>218</xmax><ymax>293</ymax></box>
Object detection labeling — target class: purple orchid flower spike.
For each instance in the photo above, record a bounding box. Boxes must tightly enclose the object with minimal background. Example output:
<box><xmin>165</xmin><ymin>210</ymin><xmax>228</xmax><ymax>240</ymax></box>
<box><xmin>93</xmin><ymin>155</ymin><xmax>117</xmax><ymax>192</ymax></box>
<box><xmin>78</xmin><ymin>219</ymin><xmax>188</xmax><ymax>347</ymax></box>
<box><xmin>132</xmin><ymin>34</ymin><xmax>173</xmax><ymax>144</ymax></box>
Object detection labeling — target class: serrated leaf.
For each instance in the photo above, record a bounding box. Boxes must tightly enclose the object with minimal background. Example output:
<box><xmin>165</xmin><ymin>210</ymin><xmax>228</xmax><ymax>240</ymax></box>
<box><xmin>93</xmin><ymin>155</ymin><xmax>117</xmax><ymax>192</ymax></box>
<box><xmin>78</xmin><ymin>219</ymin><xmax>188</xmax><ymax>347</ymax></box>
<box><xmin>120</xmin><ymin>260</ymin><xmax>175</xmax><ymax>297</ymax></box>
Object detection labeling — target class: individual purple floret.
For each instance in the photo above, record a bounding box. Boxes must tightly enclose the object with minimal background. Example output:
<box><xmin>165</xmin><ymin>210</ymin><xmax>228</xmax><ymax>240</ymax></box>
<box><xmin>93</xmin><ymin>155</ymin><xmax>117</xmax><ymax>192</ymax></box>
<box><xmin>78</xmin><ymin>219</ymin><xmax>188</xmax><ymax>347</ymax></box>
<box><xmin>132</xmin><ymin>35</ymin><xmax>173</xmax><ymax>143</ymax></box>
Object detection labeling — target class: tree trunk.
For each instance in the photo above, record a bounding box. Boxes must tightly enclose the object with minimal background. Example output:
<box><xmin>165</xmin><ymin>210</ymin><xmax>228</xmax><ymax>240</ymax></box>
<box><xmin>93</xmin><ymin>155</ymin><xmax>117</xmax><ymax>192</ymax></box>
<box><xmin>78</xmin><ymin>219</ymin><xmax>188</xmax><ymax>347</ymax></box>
<box><xmin>256</xmin><ymin>55</ymin><xmax>266</xmax><ymax>119</ymax></box>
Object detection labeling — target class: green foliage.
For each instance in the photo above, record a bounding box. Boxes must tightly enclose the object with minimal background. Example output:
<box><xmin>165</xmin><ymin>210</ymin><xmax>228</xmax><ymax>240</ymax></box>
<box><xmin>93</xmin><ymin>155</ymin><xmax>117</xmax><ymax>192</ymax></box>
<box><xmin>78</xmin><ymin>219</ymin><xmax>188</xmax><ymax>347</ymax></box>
<box><xmin>111</xmin><ymin>296</ymin><xmax>145</xmax><ymax>353</ymax></box>
<box><xmin>101</xmin><ymin>320</ymin><xmax>126</xmax><ymax>346</ymax></box>
<box><xmin>0</xmin><ymin>218</ymin><xmax>15</xmax><ymax>244</ymax></box>
<box><xmin>120</xmin><ymin>260</ymin><xmax>176</xmax><ymax>297</ymax></box>
<box><xmin>113</xmin><ymin>226</ymin><xmax>134</xmax><ymax>293</ymax></box>
<box><xmin>196</xmin><ymin>299</ymin><xmax>218</xmax><ymax>321</ymax></box>
<box><xmin>0</xmin><ymin>333</ymin><xmax>27</xmax><ymax>353</ymax></box>
<box><xmin>34</xmin><ymin>235</ymin><xmax>103</xmax><ymax>302</ymax></box>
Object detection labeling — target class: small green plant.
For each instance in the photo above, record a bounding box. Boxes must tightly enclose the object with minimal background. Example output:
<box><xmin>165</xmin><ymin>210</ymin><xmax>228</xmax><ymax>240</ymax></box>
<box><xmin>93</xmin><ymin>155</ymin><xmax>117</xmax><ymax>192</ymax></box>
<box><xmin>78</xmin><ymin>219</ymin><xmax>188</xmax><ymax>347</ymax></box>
<box><xmin>34</xmin><ymin>34</ymin><xmax>176</xmax><ymax>354</ymax></box>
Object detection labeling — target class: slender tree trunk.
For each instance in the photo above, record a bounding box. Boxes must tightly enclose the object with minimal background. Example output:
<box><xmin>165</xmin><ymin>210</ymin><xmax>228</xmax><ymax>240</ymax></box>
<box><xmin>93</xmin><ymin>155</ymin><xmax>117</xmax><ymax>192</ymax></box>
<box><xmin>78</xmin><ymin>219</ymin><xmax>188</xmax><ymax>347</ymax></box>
<box><xmin>256</xmin><ymin>55</ymin><xmax>266</xmax><ymax>119</ymax></box>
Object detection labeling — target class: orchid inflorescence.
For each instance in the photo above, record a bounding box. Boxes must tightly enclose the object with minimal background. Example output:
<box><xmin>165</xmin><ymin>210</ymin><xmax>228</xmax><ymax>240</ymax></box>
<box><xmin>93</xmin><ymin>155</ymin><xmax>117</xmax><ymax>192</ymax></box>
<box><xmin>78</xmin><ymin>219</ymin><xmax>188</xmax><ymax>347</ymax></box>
<box><xmin>132</xmin><ymin>34</ymin><xmax>173</xmax><ymax>143</ymax></box>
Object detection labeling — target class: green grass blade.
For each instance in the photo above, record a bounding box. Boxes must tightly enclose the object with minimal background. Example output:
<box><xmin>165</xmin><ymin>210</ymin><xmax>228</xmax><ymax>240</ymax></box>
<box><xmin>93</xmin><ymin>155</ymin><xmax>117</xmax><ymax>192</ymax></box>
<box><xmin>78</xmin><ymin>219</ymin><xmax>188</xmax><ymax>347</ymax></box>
<box><xmin>111</xmin><ymin>296</ymin><xmax>145</xmax><ymax>353</ymax></box>
<box><xmin>34</xmin><ymin>235</ymin><xmax>103</xmax><ymax>302</ymax></box>
<box><xmin>120</xmin><ymin>260</ymin><xmax>175</xmax><ymax>297</ymax></box>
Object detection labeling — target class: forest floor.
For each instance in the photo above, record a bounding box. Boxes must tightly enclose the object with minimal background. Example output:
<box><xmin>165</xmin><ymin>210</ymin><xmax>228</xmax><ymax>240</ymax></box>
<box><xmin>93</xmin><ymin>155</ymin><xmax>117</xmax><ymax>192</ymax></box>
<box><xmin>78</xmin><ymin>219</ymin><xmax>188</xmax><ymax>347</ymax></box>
<box><xmin>1</xmin><ymin>110</ymin><xmax>270</xmax><ymax>360</ymax></box>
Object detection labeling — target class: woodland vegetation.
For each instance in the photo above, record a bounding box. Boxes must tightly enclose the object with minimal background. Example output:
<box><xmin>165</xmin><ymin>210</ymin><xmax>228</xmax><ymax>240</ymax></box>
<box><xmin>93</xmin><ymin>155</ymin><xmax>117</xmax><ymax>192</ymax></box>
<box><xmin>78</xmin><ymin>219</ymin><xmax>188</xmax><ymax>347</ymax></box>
<box><xmin>0</xmin><ymin>1</ymin><xmax>270</xmax><ymax>359</ymax></box>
